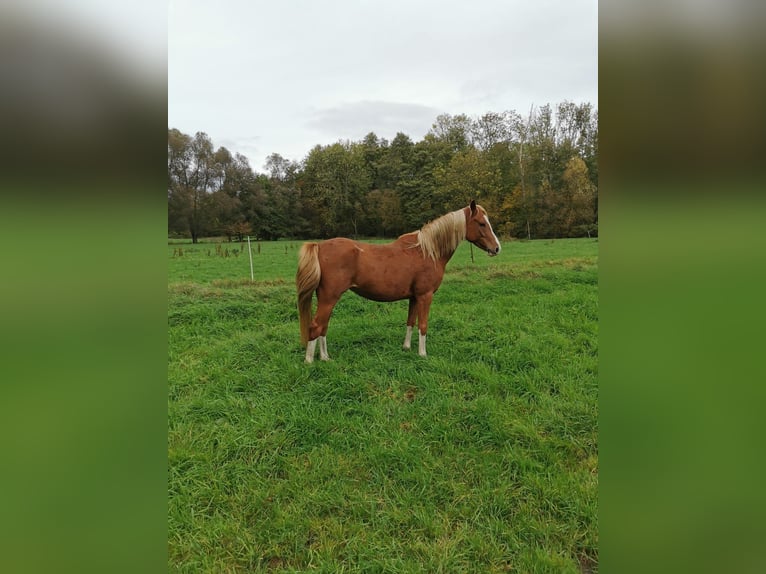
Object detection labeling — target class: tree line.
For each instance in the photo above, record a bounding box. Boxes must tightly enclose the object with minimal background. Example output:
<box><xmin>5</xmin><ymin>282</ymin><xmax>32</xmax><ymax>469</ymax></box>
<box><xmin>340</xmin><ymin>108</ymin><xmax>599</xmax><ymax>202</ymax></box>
<box><xmin>168</xmin><ymin>102</ymin><xmax>597</xmax><ymax>243</ymax></box>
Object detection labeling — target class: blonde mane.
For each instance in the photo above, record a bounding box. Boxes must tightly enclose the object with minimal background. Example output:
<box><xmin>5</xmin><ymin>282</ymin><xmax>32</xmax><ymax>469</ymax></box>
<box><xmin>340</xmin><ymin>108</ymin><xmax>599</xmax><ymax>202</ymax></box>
<box><xmin>415</xmin><ymin>209</ymin><xmax>466</xmax><ymax>261</ymax></box>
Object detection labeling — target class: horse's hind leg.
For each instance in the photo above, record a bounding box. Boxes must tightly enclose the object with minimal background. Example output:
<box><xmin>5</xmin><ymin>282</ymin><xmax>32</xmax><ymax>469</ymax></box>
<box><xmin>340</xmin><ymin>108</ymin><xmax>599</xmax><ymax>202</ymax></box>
<box><xmin>306</xmin><ymin>288</ymin><xmax>341</xmax><ymax>362</ymax></box>
<box><xmin>304</xmin><ymin>336</ymin><xmax>327</xmax><ymax>363</ymax></box>
<box><xmin>403</xmin><ymin>297</ymin><xmax>417</xmax><ymax>350</ymax></box>
<box><xmin>305</xmin><ymin>339</ymin><xmax>318</xmax><ymax>363</ymax></box>
<box><xmin>318</xmin><ymin>335</ymin><xmax>329</xmax><ymax>361</ymax></box>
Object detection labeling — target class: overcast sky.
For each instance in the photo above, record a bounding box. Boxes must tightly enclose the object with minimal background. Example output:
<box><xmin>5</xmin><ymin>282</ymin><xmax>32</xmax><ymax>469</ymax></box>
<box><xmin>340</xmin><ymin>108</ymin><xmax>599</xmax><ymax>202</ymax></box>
<box><xmin>169</xmin><ymin>0</ymin><xmax>597</xmax><ymax>172</ymax></box>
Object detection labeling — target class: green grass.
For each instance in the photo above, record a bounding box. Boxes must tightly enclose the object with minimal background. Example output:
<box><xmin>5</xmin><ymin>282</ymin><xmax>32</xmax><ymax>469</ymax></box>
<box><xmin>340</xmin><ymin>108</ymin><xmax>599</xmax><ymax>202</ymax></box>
<box><xmin>168</xmin><ymin>238</ymin><xmax>598</xmax><ymax>573</ymax></box>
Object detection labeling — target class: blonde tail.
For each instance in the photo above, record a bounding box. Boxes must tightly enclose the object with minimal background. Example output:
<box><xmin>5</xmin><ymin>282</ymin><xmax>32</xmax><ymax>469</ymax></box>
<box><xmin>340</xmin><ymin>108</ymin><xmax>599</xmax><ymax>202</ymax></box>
<box><xmin>296</xmin><ymin>242</ymin><xmax>321</xmax><ymax>346</ymax></box>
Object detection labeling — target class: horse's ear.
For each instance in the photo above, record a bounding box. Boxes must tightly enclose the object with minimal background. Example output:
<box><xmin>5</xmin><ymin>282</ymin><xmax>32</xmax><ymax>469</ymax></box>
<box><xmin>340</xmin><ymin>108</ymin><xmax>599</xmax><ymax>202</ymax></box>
<box><xmin>470</xmin><ymin>200</ymin><xmax>477</xmax><ymax>215</ymax></box>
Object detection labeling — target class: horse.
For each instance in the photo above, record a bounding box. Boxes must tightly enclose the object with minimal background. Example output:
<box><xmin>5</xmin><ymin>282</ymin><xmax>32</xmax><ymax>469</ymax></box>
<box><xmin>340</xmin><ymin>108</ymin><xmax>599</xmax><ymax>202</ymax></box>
<box><xmin>296</xmin><ymin>200</ymin><xmax>501</xmax><ymax>363</ymax></box>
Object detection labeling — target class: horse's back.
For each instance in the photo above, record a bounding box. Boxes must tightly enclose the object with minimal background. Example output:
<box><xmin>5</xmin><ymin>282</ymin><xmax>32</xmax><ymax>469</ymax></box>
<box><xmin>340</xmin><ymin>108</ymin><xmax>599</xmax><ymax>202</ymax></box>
<box><xmin>318</xmin><ymin>237</ymin><xmax>407</xmax><ymax>262</ymax></box>
<box><xmin>317</xmin><ymin>237</ymin><xmax>362</xmax><ymax>265</ymax></box>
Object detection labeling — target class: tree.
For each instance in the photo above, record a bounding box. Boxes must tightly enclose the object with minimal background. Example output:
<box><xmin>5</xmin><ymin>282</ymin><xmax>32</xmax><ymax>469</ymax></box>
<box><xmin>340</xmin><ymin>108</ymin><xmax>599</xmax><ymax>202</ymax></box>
<box><xmin>225</xmin><ymin>221</ymin><xmax>253</xmax><ymax>242</ymax></box>
<box><xmin>560</xmin><ymin>156</ymin><xmax>597</xmax><ymax>236</ymax></box>
<box><xmin>433</xmin><ymin>147</ymin><xmax>503</xmax><ymax>216</ymax></box>
<box><xmin>260</xmin><ymin>153</ymin><xmax>307</xmax><ymax>239</ymax></box>
<box><xmin>471</xmin><ymin>111</ymin><xmax>510</xmax><ymax>152</ymax></box>
<box><xmin>429</xmin><ymin>113</ymin><xmax>472</xmax><ymax>153</ymax></box>
<box><xmin>365</xmin><ymin>189</ymin><xmax>402</xmax><ymax>237</ymax></box>
<box><xmin>167</xmin><ymin>129</ymin><xmax>218</xmax><ymax>243</ymax></box>
<box><xmin>376</xmin><ymin>132</ymin><xmax>414</xmax><ymax>192</ymax></box>
<box><xmin>301</xmin><ymin>141</ymin><xmax>371</xmax><ymax>237</ymax></box>
<box><xmin>396</xmin><ymin>134</ymin><xmax>454</xmax><ymax>229</ymax></box>
<box><xmin>207</xmin><ymin>189</ymin><xmax>242</xmax><ymax>238</ymax></box>
<box><xmin>264</xmin><ymin>153</ymin><xmax>291</xmax><ymax>182</ymax></box>
<box><xmin>508</xmin><ymin>109</ymin><xmax>533</xmax><ymax>239</ymax></box>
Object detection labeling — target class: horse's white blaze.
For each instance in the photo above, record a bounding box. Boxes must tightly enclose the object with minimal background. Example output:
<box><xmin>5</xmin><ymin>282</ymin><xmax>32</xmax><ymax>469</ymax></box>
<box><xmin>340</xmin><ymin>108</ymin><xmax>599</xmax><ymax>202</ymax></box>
<box><xmin>485</xmin><ymin>215</ymin><xmax>501</xmax><ymax>253</ymax></box>
<box><xmin>319</xmin><ymin>336</ymin><xmax>329</xmax><ymax>360</ymax></box>
<box><xmin>418</xmin><ymin>331</ymin><xmax>427</xmax><ymax>357</ymax></box>
<box><xmin>305</xmin><ymin>339</ymin><xmax>317</xmax><ymax>363</ymax></box>
<box><xmin>403</xmin><ymin>326</ymin><xmax>413</xmax><ymax>349</ymax></box>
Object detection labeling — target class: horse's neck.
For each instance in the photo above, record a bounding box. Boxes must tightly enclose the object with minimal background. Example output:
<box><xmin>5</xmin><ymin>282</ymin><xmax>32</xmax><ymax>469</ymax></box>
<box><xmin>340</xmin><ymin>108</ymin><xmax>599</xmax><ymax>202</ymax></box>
<box><xmin>421</xmin><ymin>240</ymin><xmax>460</xmax><ymax>270</ymax></box>
<box><xmin>437</xmin><ymin>244</ymin><xmax>459</xmax><ymax>266</ymax></box>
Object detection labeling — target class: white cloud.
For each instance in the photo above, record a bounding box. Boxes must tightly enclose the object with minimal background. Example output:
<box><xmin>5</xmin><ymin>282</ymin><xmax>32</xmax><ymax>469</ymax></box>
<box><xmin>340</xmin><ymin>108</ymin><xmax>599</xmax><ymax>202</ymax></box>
<box><xmin>306</xmin><ymin>101</ymin><xmax>442</xmax><ymax>143</ymax></box>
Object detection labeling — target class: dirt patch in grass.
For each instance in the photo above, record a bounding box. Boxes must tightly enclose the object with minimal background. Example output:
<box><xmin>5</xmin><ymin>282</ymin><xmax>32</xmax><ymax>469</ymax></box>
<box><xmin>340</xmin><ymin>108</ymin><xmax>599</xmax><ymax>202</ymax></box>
<box><xmin>169</xmin><ymin>278</ymin><xmax>291</xmax><ymax>298</ymax></box>
<box><xmin>531</xmin><ymin>256</ymin><xmax>597</xmax><ymax>270</ymax></box>
<box><xmin>167</xmin><ymin>282</ymin><xmax>224</xmax><ymax>298</ymax></box>
<box><xmin>485</xmin><ymin>268</ymin><xmax>543</xmax><ymax>281</ymax></box>
<box><xmin>211</xmin><ymin>277</ymin><xmax>289</xmax><ymax>289</ymax></box>
<box><xmin>579</xmin><ymin>549</ymin><xmax>599</xmax><ymax>573</ymax></box>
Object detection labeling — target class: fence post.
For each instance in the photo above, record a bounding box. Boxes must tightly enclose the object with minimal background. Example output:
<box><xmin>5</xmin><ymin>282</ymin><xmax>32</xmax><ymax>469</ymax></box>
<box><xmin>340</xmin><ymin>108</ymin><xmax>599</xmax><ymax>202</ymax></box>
<box><xmin>247</xmin><ymin>236</ymin><xmax>254</xmax><ymax>281</ymax></box>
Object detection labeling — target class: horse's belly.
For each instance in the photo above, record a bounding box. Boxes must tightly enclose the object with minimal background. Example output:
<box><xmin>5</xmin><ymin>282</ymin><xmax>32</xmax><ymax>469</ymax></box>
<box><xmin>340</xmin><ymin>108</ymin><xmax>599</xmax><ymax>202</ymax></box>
<box><xmin>348</xmin><ymin>245</ymin><xmax>427</xmax><ymax>301</ymax></box>
<box><xmin>350</xmin><ymin>284</ymin><xmax>409</xmax><ymax>302</ymax></box>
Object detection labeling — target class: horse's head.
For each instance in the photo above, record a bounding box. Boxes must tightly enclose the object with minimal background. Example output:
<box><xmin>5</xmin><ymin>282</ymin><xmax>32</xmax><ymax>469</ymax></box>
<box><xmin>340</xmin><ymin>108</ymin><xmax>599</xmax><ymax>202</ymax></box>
<box><xmin>465</xmin><ymin>200</ymin><xmax>501</xmax><ymax>257</ymax></box>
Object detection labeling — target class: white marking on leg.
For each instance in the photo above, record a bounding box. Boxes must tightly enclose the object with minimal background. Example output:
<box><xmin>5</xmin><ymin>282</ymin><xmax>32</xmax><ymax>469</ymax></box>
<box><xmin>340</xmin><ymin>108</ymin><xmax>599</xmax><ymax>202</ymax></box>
<box><xmin>305</xmin><ymin>339</ymin><xmax>317</xmax><ymax>363</ymax></box>
<box><xmin>403</xmin><ymin>326</ymin><xmax>413</xmax><ymax>350</ymax></box>
<box><xmin>418</xmin><ymin>331</ymin><xmax>427</xmax><ymax>357</ymax></box>
<box><xmin>319</xmin><ymin>336</ymin><xmax>330</xmax><ymax>361</ymax></box>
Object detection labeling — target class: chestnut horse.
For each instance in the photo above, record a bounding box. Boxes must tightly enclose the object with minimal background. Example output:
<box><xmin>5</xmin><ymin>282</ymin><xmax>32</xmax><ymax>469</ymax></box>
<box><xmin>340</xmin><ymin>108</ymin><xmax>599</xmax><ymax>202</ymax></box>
<box><xmin>296</xmin><ymin>200</ymin><xmax>501</xmax><ymax>362</ymax></box>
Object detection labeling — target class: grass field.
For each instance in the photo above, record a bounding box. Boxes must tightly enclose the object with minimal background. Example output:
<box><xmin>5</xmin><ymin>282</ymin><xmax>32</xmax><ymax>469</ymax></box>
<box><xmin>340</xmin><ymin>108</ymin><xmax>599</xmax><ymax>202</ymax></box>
<box><xmin>168</xmin><ymin>237</ymin><xmax>598</xmax><ymax>573</ymax></box>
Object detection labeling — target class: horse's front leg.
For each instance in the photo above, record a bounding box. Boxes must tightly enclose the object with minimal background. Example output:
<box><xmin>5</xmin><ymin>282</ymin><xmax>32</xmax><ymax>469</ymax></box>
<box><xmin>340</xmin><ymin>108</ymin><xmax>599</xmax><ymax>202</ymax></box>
<box><xmin>415</xmin><ymin>292</ymin><xmax>433</xmax><ymax>357</ymax></box>
<box><xmin>403</xmin><ymin>297</ymin><xmax>417</xmax><ymax>350</ymax></box>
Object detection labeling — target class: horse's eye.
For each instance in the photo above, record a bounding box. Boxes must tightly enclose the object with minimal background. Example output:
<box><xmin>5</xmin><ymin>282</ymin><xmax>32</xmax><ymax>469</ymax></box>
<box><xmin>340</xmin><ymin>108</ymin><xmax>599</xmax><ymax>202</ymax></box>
<box><xmin>479</xmin><ymin>223</ymin><xmax>486</xmax><ymax>228</ymax></box>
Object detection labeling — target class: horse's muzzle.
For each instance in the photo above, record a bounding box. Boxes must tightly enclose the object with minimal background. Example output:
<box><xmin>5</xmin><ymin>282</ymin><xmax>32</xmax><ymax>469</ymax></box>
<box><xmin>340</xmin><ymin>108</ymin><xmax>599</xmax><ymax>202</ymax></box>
<box><xmin>487</xmin><ymin>246</ymin><xmax>500</xmax><ymax>257</ymax></box>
